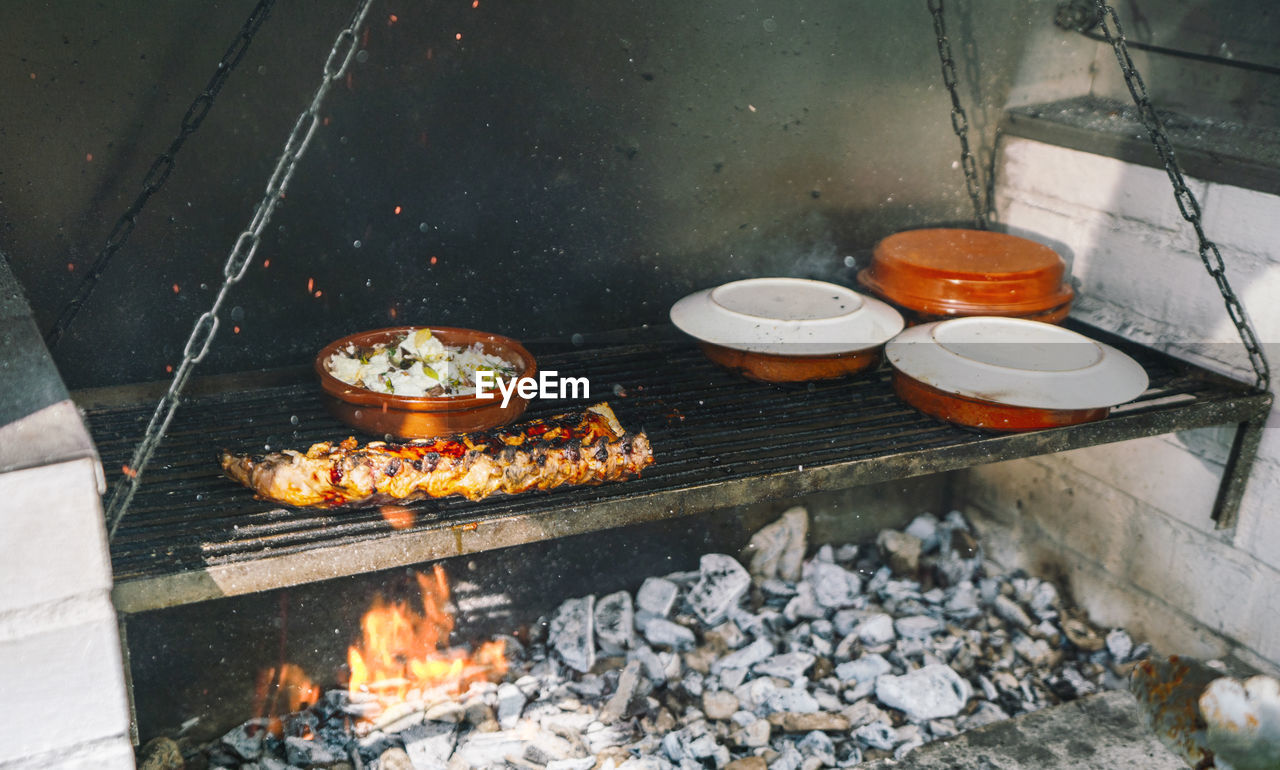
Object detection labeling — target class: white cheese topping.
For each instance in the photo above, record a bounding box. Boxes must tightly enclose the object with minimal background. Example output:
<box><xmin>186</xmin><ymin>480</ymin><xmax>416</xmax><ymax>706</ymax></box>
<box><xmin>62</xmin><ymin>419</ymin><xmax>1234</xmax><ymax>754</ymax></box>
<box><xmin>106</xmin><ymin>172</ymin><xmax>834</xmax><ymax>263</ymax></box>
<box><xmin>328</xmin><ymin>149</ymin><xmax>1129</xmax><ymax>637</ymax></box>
<box><xmin>326</xmin><ymin>328</ymin><xmax>517</xmax><ymax>397</ymax></box>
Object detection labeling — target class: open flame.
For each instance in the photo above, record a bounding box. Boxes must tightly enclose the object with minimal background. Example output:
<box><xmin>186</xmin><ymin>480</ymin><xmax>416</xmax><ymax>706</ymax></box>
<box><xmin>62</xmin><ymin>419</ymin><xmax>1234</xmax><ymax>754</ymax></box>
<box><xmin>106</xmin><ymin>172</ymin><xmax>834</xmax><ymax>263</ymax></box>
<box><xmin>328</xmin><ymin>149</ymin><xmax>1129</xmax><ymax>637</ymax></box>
<box><xmin>253</xmin><ymin>663</ymin><xmax>321</xmax><ymax>736</ymax></box>
<box><xmin>347</xmin><ymin>565</ymin><xmax>507</xmax><ymax>703</ymax></box>
<box><xmin>251</xmin><ymin>564</ymin><xmax>506</xmax><ymax>729</ymax></box>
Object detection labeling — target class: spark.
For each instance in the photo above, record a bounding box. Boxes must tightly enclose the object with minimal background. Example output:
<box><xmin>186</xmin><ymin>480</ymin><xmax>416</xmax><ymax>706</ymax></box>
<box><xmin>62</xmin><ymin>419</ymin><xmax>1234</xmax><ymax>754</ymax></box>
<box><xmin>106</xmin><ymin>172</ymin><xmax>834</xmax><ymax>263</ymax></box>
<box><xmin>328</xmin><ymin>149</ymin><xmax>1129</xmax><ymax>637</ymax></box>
<box><xmin>472</xmin><ymin>0</ymin><xmax>479</xmax><ymax>7</ymax></box>
<box><xmin>455</xmin><ymin>32</ymin><xmax>462</xmax><ymax>41</ymax></box>
<box><xmin>263</xmin><ymin>259</ymin><xmax>271</xmax><ymax>268</ymax></box>
<box><xmin>66</xmin><ymin>262</ymin><xmax>75</xmax><ymax>272</ymax></box>
<box><xmin>380</xmin><ymin>505</ymin><xmax>415</xmax><ymax>530</ymax></box>
<box><xmin>323</xmin><ymin>117</ymin><xmax>331</xmax><ymax>127</ymax></box>
<box><xmin>29</xmin><ymin>72</ymin><xmax>36</xmax><ymax>80</ymax></box>
<box><xmin>315</xmin><ymin>290</ymin><xmax>323</xmax><ymax>298</ymax></box>
<box><xmin>388</xmin><ymin>13</ymin><xmax>398</xmax><ymax>25</ymax></box>
<box><xmin>234</xmin><ymin>325</ymin><xmax>241</xmax><ymax>334</ymax></box>
<box><xmin>122</xmin><ymin>464</ymin><xmax>137</xmax><ymax>479</ymax></box>
<box><xmin>172</xmin><ymin>283</ymin><xmax>180</xmax><ymax>294</ymax></box>
<box><xmin>748</xmin><ymin>104</ymin><xmax>757</xmax><ymax>112</ymax></box>
<box><xmin>389</xmin><ymin>307</ymin><xmax>399</xmax><ymax>319</ymax></box>
<box><xmin>430</xmin><ymin>256</ymin><xmax>438</xmax><ymax>265</ymax></box>
<box><xmin>165</xmin><ymin>365</ymin><xmax>174</xmax><ymax>374</ymax></box>
<box><xmin>394</xmin><ymin>205</ymin><xmax>402</xmax><ymax>215</ymax></box>
<box><xmin>307</xmin><ymin>277</ymin><xmax>315</xmax><ymax>292</ymax></box>
<box><xmin>86</xmin><ymin>153</ymin><xmax>94</xmax><ymax>162</ymax></box>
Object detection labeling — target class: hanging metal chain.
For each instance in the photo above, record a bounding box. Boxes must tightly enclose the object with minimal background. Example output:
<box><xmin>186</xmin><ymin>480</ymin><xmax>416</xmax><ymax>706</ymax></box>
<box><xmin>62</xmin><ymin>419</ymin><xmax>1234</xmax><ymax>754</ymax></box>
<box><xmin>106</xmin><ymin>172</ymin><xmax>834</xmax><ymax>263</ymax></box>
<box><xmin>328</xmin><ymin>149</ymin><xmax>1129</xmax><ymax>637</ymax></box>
<box><xmin>1056</xmin><ymin>0</ymin><xmax>1280</xmax><ymax>77</ymax></box>
<box><xmin>927</xmin><ymin>0</ymin><xmax>988</xmax><ymax>230</ymax></box>
<box><xmin>1094</xmin><ymin>2</ymin><xmax>1270</xmax><ymax>391</ymax></box>
<box><xmin>106</xmin><ymin>0</ymin><xmax>377</xmax><ymax>539</ymax></box>
<box><xmin>45</xmin><ymin>0</ymin><xmax>278</xmax><ymax>351</ymax></box>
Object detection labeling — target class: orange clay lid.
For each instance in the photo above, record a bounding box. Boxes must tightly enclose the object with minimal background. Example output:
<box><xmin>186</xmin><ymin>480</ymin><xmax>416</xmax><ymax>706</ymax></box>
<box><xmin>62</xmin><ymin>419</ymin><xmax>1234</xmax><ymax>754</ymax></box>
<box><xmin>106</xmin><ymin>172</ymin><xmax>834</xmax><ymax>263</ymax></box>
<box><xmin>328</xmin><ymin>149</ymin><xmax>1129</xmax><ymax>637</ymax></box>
<box><xmin>858</xmin><ymin>228</ymin><xmax>1074</xmax><ymax>317</ymax></box>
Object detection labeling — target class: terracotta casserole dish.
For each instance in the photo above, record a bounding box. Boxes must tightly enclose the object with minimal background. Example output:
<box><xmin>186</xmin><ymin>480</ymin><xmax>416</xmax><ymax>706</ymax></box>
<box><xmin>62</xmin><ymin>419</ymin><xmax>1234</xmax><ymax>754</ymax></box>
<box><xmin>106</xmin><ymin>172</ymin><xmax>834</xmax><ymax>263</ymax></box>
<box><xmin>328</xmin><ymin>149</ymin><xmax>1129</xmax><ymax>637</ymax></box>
<box><xmin>859</xmin><ymin>228</ymin><xmax>1075</xmax><ymax>324</ymax></box>
<box><xmin>670</xmin><ymin>277</ymin><xmax>904</xmax><ymax>383</ymax></box>
<box><xmin>884</xmin><ymin>317</ymin><xmax>1148</xmax><ymax>432</ymax></box>
<box><xmin>315</xmin><ymin>326</ymin><xmax>537</xmax><ymax>438</ymax></box>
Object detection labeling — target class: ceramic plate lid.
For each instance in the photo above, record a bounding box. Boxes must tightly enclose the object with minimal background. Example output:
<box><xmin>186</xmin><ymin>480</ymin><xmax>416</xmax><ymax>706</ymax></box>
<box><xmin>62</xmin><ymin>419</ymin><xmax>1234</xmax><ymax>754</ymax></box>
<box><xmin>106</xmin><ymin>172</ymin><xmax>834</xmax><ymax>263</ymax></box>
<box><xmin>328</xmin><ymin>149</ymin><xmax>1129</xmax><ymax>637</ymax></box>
<box><xmin>885</xmin><ymin>316</ymin><xmax>1149</xmax><ymax>409</ymax></box>
<box><xmin>859</xmin><ymin>228</ymin><xmax>1074</xmax><ymax>316</ymax></box>
<box><xmin>670</xmin><ymin>277</ymin><xmax>904</xmax><ymax>356</ymax></box>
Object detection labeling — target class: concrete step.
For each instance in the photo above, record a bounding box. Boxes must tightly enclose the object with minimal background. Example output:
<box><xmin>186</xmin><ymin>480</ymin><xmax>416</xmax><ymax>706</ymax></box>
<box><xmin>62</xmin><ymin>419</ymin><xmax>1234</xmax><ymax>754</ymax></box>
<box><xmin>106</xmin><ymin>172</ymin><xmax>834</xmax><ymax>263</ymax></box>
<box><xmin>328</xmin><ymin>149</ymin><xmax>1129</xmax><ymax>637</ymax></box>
<box><xmin>864</xmin><ymin>690</ymin><xmax>1185</xmax><ymax>769</ymax></box>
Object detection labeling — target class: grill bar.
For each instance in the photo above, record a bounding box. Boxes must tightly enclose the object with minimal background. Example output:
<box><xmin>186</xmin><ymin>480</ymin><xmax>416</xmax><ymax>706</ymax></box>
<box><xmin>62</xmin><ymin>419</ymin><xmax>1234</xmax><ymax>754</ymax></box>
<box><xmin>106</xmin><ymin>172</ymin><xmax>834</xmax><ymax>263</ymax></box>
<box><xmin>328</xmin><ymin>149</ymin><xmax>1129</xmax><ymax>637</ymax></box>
<box><xmin>82</xmin><ymin>322</ymin><xmax>1271</xmax><ymax>614</ymax></box>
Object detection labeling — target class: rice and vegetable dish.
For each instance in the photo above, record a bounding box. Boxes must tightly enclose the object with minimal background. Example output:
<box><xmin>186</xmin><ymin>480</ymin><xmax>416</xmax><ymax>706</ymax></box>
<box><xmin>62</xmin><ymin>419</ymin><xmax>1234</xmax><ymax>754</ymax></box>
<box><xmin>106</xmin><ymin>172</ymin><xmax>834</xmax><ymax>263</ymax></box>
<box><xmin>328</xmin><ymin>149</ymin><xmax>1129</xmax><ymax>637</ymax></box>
<box><xmin>325</xmin><ymin>328</ymin><xmax>518</xmax><ymax>397</ymax></box>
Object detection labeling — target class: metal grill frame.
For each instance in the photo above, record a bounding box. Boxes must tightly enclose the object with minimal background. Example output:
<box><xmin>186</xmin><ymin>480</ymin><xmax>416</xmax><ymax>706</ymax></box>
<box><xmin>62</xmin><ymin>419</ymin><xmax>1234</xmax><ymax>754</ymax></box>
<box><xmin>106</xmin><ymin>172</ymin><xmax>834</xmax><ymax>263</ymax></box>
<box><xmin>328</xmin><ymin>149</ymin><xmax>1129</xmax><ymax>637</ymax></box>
<box><xmin>80</xmin><ymin>321</ymin><xmax>1271</xmax><ymax>615</ymax></box>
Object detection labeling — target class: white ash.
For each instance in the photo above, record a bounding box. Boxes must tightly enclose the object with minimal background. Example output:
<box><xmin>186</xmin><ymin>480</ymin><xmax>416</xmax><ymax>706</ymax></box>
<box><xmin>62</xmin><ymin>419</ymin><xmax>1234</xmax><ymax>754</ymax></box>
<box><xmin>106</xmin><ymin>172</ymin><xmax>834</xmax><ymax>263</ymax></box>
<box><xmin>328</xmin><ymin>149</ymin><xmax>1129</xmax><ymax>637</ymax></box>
<box><xmin>186</xmin><ymin>507</ymin><xmax>1150</xmax><ymax>769</ymax></box>
<box><xmin>595</xmin><ymin>591</ymin><xmax>636</xmax><ymax>655</ymax></box>
<box><xmin>688</xmin><ymin>554</ymin><xmax>752</xmax><ymax>626</ymax></box>
<box><xmin>635</xmin><ymin>577</ymin><xmax>680</xmax><ymax>618</ymax></box>
<box><xmin>638</xmin><ymin>616</ymin><xmax>696</xmax><ymax>650</ymax></box>
<box><xmin>873</xmin><ymin>664</ymin><xmax>972</xmax><ymax>722</ymax></box>
<box><xmin>549</xmin><ymin>595</ymin><xmax>596</xmax><ymax>674</ymax></box>
<box><xmin>745</xmin><ymin>505</ymin><xmax>808</xmax><ymax>582</ymax></box>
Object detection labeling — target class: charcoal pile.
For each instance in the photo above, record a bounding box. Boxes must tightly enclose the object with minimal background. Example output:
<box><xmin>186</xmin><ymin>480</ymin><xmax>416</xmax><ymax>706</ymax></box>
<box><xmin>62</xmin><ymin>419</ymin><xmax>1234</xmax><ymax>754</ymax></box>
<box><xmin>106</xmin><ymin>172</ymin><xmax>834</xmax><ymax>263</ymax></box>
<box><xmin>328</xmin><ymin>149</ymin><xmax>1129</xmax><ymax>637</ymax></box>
<box><xmin>159</xmin><ymin>507</ymin><xmax>1149</xmax><ymax>770</ymax></box>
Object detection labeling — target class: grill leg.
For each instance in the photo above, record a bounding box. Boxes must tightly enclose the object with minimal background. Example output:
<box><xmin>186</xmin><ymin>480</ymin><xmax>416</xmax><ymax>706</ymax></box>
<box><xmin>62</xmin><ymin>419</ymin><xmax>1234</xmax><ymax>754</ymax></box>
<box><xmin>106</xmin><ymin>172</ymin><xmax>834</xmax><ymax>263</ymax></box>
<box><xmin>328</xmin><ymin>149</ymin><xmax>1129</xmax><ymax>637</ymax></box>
<box><xmin>1212</xmin><ymin>416</ymin><xmax>1266</xmax><ymax>530</ymax></box>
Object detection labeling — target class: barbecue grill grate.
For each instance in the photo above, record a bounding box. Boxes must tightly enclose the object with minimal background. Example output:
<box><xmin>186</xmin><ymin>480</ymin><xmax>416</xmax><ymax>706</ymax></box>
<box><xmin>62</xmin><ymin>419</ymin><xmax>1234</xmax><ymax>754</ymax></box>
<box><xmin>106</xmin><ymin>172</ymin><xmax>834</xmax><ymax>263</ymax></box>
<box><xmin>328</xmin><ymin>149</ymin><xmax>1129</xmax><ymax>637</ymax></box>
<box><xmin>83</xmin><ymin>322</ymin><xmax>1271</xmax><ymax>614</ymax></box>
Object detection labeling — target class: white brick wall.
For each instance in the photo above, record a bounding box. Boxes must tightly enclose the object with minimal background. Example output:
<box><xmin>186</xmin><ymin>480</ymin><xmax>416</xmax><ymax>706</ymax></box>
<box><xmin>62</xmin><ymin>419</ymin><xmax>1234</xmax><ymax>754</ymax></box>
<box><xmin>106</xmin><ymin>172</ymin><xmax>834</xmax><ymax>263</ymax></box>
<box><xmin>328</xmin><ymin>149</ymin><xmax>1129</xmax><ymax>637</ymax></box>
<box><xmin>970</xmin><ymin>136</ymin><xmax>1280</xmax><ymax>671</ymax></box>
<box><xmin>0</xmin><ymin>458</ymin><xmax>133</xmax><ymax>769</ymax></box>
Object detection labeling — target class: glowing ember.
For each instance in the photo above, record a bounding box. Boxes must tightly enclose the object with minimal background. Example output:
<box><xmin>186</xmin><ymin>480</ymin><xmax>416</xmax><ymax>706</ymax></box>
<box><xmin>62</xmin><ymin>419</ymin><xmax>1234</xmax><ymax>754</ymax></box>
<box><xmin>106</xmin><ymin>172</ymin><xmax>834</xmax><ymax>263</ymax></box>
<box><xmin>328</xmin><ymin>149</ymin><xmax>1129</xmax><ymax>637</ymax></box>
<box><xmin>347</xmin><ymin>565</ymin><xmax>507</xmax><ymax>703</ymax></box>
<box><xmin>394</xmin><ymin>205</ymin><xmax>402</xmax><ymax>215</ymax></box>
<box><xmin>380</xmin><ymin>504</ymin><xmax>416</xmax><ymax>530</ymax></box>
<box><xmin>455</xmin><ymin>32</ymin><xmax>463</xmax><ymax>41</ymax></box>
<box><xmin>307</xmin><ymin>277</ymin><xmax>315</xmax><ymax>292</ymax></box>
<box><xmin>172</xmin><ymin>283</ymin><xmax>180</xmax><ymax>294</ymax></box>
<box><xmin>388</xmin><ymin>13</ymin><xmax>399</xmax><ymax>24</ymax></box>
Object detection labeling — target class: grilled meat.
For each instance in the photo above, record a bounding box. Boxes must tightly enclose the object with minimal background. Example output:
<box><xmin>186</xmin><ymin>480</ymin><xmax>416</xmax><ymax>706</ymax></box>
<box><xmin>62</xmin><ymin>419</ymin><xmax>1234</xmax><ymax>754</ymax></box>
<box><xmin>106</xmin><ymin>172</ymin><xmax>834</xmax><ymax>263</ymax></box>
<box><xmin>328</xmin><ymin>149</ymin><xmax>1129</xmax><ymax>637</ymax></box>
<box><xmin>220</xmin><ymin>402</ymin><xmax>653</xmax><ymax>508</ymax></box>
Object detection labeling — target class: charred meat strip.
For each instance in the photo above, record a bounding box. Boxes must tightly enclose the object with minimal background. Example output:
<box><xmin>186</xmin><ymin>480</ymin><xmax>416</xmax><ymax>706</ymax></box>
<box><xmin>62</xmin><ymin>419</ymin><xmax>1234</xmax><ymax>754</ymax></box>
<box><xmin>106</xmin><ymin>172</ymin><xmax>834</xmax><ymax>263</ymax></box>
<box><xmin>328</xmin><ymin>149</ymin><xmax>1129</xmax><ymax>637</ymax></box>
<box><xmin>220</xmin><ymin>402</ymin><xmax>653</xmax><ymax>508</ymax></box>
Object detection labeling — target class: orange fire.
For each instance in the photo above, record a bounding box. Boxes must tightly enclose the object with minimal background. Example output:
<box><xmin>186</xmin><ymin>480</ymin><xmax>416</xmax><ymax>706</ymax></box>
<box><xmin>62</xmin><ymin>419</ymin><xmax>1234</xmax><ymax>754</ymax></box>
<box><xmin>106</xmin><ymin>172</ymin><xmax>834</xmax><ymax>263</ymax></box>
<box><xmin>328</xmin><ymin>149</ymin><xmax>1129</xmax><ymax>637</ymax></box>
<box><xmin>254</xmin><ymin>663</ymin><xmax>322</xmax><ymax>736</ymax></box>
<box><xmin>347</xmin><ymin>565</ymin><xmax>507</xmax><ymax>703</ymax></box>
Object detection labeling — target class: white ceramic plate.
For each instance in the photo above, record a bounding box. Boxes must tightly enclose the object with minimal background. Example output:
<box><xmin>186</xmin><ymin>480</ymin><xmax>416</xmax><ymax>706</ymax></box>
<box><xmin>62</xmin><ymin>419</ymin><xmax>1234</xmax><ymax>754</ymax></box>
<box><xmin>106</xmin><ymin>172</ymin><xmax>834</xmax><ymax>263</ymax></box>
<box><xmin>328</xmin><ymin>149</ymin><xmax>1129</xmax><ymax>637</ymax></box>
<box><xmin>670</xmin><ymin>277</ymin><xmax>905</xmax><ymax>356</ymax></box>
<box><xmin>885</xmin><ymin>316</ymin><xmax>1149</xmax><ymax>409</ymax></box>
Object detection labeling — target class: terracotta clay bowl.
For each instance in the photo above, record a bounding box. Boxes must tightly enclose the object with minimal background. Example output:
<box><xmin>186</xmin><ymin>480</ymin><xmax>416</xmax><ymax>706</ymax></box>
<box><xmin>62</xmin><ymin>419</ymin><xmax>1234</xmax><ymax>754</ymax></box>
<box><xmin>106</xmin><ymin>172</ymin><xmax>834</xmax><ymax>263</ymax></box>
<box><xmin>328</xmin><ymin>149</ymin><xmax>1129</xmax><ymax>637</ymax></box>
<box><xmin>884</xmin><ymin>316</ymin><xmax>1148</xmax><ymax>433</ymax></box>
<box><xmin>697</xmin><ymin>341</ymin><xmax>881</xmax><ymax>383</ymax></box>
<box><xmin>859</xmin><ymin>228</ymin><xmax>1075</xmax><ymax>323</ymax></box>
<box><xmin>670</xmin><ymin>277</ymin><xmax>904</xmax><ymax>384</ymax></box>
<box><xmin>315</xmin><ymin>326</ymin><xmax>536</xmax><ymax>439</ymax></box>
<box><xmin>892</xmin><ymin>370</ymin><xmax>1109</xmax><ymax>432</ymax></box>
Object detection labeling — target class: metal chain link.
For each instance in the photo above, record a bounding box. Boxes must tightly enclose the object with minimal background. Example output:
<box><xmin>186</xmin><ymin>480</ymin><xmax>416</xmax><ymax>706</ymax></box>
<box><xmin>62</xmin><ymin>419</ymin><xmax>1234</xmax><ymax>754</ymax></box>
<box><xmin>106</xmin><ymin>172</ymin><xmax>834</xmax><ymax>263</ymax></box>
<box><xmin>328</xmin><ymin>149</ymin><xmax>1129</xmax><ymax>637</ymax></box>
<box><xmin>1094</xmin><ymin>2</ymin><xmax>1270</xmax><ymax>391</ymax></box>
<box><xmin>45</xmin><ymin>0</ymin><xmax>278</xmax><ymax>350</ymax></box>
<box><xmin>927</xmin><ymin>0</ymin><xmax>988</xmax><ymax>230</ymax></box>
<box><xmin>106</xmin><ymin>0</ymin><xmax>377</xmax><ymax>539</ymax></box>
